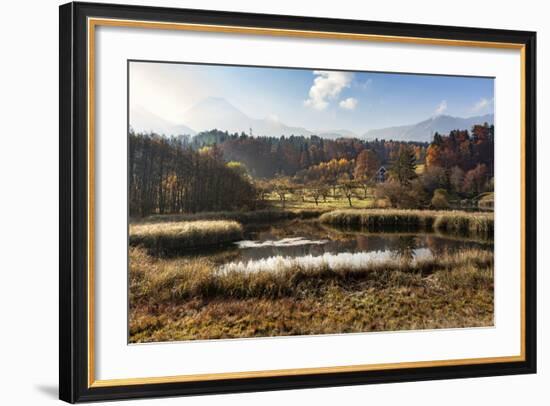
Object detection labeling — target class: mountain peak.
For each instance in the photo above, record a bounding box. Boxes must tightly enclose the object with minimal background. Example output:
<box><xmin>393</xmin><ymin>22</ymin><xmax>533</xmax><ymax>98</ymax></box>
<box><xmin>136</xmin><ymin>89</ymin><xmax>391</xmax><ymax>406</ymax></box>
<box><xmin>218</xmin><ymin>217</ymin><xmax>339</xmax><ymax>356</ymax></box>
<box><xmin>364</xmin><ymin>113</ymin><xmax>494</xmax><ymax>142</ymax></box>
<box><xmin>130</xmin><ymin>105</ymin><xmax>196</xmax><ymax>136</ymax></box>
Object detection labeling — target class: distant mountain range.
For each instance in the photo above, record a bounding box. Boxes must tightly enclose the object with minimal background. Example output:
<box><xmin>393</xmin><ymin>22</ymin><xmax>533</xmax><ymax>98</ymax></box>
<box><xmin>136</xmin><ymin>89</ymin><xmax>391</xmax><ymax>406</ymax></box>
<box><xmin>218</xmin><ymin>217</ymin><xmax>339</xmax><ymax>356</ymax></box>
<box><xmin>181</xmin><ymin>97</ymin><xmax>319</xmax><ymax>138</ymax></box>
<box><xmin>130</xmin><ymin>105</ymin><xmax>197</xmax><ymax>136</ymax></box>
<box><xmin>131</xmin><ymin>97</ymin><xmax>493</xmax><ymax>142</ymax></box>
<box><xmin>363</xmin><ymin>114</ymin><xmax>494</xmax><ymax>143</ymax></box>
<box><xmin>131</xmin><ymin>97</ymin><xmax>359</xmax><ymax>139</ymax></box>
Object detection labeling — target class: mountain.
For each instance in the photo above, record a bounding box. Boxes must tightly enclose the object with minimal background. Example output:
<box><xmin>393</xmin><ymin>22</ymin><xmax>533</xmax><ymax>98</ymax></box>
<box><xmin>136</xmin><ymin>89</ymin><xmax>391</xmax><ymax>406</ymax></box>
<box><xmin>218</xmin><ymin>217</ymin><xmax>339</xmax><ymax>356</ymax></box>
<box><xmin>180</xmin><ymin>97</ymin><xmax>316</xmax><ymax>138</ymax></box>
<box><xmin>132</xmin><ymin>97</ymin><xmax>358</xmax><ymax>139</ymax></box>
<box><xmin>180</xmin><ymin>97</ymin><xmax>250</xmax><ymax>134</ymax></box>
<box><xmin>131</xmin><ymin>98</ymin><xmax>492</xmax><ymax>142</ymax></box>
<box><xmin>130</xmin><ymin>106</ymin><xmax>196</xmax><ymax>136</ymax></box>
<box><xmin>363</xmin><ymin>114</ymin><xmax>494</xmax><ymax>143</ymax></box>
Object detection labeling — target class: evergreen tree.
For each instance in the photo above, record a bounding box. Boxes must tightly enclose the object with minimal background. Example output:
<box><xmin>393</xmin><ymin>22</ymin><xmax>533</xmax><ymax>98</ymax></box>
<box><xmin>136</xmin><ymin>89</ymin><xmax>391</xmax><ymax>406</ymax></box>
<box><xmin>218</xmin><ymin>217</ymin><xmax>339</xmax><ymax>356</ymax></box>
<box><xmin>390</xmin><ymin>144</ymin><xmax>417</xmax><ymax>186</ymax></box>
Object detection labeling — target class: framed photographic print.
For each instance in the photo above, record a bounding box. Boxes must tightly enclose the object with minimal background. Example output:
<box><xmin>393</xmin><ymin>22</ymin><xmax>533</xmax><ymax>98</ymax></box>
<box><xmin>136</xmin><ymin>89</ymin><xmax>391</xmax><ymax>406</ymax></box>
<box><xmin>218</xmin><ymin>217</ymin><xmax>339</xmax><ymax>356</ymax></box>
<box><xmin>59</xmin><ymin>1</ymin><xmax>536</xmax><ymax>403</ymax></box>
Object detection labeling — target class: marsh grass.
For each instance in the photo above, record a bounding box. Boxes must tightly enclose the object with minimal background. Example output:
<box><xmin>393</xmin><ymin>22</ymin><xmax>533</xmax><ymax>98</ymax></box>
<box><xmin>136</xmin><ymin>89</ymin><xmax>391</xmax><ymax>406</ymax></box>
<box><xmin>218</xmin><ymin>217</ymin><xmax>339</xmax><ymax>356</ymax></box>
<box><xmin>129</xmin><ymin>220</ymin><xmax>243</xmax><ymax>255</ymax></box>
<box><xmin>128</xmin><ymin>210</ymin><xmax>494</xmax><ymax>342</ymax></box>
<box><xmin>320</xmin><ymin>209</ymin><xmax>493</xmax><ymax>239</ymax></box>
<box><xmin>320</xmin><ymin>209</ymin><xmax>435</xmax><ymax>231</ymax></box>
<box><xmin>129</xmin><ymin>247</ymin><xmax>494</xmax><ymax>342</ymax></box>
<box><xmin>433</xmin><ymin>212</ymin><xmax>493</xmax><ymax>239</ymax></box>
<box><xmin>137</xmin><ymin>209</ymin><xmax>326</xmax><ymax>225</ymax></box>
<box><xmin>130</xmin><ymin>247</ymin><xmax>493</xmax><ymax>302</ymax></box>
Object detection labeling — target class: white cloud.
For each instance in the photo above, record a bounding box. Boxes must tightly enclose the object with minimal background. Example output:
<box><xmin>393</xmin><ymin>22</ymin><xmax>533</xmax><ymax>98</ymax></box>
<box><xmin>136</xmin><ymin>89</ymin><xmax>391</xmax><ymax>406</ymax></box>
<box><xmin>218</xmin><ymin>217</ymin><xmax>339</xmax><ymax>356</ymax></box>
<box><xmin>304</xmin><ymin>71</ymin><xmax>354</xmax><ymax>110</ymax></box>
<box><xmin>471</xmin><ymin>97</ymin><xmax>493</xmax><ymax>113</ymax></box>
<box><xmin>339</xmin><ymin>97</ymin><xmax>358</xmax><ymax>110</ymax></box>
<box><xmin>434</xmin><ymin>100</ymin><xmax>447</xmax><ymax>115</ymax></box>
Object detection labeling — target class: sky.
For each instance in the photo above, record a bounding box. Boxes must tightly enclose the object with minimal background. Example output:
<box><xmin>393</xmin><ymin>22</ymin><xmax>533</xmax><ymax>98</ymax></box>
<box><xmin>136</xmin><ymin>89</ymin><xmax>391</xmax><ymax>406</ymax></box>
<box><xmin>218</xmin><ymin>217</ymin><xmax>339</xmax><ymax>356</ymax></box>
<box><xmin>129</xmin><ymin>61</ymin><xmax>494</xmax><ymax>134</ymax></box>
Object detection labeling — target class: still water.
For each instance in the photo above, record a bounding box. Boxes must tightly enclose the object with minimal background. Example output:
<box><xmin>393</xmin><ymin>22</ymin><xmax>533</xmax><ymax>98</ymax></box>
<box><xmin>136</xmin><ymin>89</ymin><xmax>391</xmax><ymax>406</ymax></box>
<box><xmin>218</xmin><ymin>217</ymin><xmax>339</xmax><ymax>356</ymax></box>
<box><xmin>209</xmin><ymin>219</ymin><xmax>493</xmax><ymax>273</ymax></box>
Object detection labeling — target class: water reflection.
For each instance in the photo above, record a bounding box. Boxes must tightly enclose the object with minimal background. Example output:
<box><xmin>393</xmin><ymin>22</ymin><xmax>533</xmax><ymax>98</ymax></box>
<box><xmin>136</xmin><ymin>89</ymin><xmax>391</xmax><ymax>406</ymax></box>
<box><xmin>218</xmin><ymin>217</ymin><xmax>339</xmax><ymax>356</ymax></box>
<box><xmin>231</xmin><ymin>220</ymin><xmax>492</xmax><ymax>264</ymax></box>
<box><xmin>392</xmin><ymin>236</ymin><xmax>417</xmax><ymax>262</ymax></box>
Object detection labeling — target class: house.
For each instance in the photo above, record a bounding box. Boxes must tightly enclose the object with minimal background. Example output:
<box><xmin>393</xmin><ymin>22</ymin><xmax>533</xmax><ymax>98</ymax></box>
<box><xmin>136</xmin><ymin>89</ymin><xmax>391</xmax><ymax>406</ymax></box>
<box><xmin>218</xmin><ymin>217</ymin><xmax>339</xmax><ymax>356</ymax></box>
<box><xmin>375</xmin><ymin>166</ymin><xmax>387</xmax><ymax>183</ymax></box>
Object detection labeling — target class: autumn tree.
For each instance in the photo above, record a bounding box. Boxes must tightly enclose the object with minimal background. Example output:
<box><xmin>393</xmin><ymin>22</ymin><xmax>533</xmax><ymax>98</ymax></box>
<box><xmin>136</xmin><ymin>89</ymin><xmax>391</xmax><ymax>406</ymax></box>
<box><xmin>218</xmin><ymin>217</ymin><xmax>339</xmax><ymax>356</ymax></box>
<box><xmin>389</xmin><ymin>144</ymin><xmax>417</xmax><ymax>186</ymax></box>
<box><xmin>309</xmin><ymin>183</ymin><xmax>323</xmax><ymax>206</ymax></box>
<box><xmin>449</xmin><ymin>166</ymin><xmax>465</xmax><ymax>194</ymax></box>
<box><xmin>129</xmin><ymin>132</ymin><xmax>257</xmax><ymax>217</ymax></box>
<box><xmin>431</xmin><ymin>188</ymin><xmax>450</xmax><ymax>209</ymax></box>
<box><xmin>353</xmin><ymin>149</ymin><xmax>380</xmax><ymax>198</ymax></box>
<box><xmin>338</xmin><ymin>174</ymin><xmax>356</xmax><ymax>207</ymax></box>
<box><xmin>272</xmin><ymin>176</ymin><xmax>291</xmax><ymax>209</ymax></box>
<box><xmin>226</xmin><ymin>161</ymin><xmax>249</xmax><ymax>178</ymax></box>
<box><xmin>463</xmin><ymin>163</ymin><xmax>489</xmax><ymax>196</ymax></box>
<box><xmin>254</xmin><ymin>178</ymin><xmax>272</xmax><ymax>202</ymax></box>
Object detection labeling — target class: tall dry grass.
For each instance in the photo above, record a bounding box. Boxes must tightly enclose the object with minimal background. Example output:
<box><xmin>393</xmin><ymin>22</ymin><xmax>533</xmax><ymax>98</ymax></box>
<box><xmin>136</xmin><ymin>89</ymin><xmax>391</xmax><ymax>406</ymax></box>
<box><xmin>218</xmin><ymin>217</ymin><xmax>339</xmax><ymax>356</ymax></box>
<box><xmin>320</xmin><ymin>209</ymin><xmax>493</xmax><ymax>239</ymax></box>
<box><xmin>136</xmin><ymin>209</ymin><xmax>326</xmax><ymax>225</ymax></box>
<box><xmin>130</xmin><ymin>247</ymin><xmax>493</xmax><ymax>302</ymax></box>
<box><xmin>433</xmin><ymin>212</ymin><xmax>493</xmax><ymax>239</ymax></box>
<box><xmin>129</xmin><ymin>220</ymin><xmax>243</xmax><ymax>255</ymax></box>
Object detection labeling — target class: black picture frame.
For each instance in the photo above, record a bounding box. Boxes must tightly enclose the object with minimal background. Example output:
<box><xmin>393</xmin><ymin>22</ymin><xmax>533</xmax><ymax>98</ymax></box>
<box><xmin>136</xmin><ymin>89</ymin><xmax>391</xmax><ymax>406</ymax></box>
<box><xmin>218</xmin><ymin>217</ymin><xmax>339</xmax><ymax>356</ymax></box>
<box><xmin>59</xmin><ymin>1</ymin><xmax>537</xmax><ymax>403</ymax></box>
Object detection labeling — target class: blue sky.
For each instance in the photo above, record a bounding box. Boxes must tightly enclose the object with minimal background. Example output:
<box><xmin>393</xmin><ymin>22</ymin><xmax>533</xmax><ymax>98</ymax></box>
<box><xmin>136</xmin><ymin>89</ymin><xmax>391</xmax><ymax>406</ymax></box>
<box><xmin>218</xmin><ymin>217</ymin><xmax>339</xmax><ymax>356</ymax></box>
<box><xmin>130</xmin><ymin>61</ymin><xmax>494</xmax><ymax>134</ymax></box>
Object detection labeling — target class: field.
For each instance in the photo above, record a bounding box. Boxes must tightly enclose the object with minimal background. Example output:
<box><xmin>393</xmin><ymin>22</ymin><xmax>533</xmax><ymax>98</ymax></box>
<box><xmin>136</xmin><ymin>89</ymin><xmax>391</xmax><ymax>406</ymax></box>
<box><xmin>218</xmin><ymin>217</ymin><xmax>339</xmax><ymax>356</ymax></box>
<box><xmin>264</xmin><ymin>189</ymin><xmax>375</xmax><ymax>210</ymax></box>
<box><xmin>129</xmin><ymin>245</ymin><xmax>493</xmax><ymax>342</ymax></box>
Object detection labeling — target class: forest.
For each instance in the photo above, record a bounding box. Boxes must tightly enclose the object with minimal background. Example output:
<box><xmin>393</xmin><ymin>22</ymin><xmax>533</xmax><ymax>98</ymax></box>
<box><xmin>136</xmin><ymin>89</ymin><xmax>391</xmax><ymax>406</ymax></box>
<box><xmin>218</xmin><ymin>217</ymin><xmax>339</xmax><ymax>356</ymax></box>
<box><xmin>129</xmin><ymin>123</ymin><xmax>494</xmax><ymax>217</ymax></box>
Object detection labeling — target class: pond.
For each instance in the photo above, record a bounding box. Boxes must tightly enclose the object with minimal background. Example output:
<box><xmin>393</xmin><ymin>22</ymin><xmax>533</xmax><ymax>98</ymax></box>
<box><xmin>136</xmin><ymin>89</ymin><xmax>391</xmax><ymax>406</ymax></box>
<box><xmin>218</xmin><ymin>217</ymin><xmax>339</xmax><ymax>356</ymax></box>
<box><xmin>201</xmin><ymin>219</ymin><xmax>493</xmax><ymax>273</ymax></box>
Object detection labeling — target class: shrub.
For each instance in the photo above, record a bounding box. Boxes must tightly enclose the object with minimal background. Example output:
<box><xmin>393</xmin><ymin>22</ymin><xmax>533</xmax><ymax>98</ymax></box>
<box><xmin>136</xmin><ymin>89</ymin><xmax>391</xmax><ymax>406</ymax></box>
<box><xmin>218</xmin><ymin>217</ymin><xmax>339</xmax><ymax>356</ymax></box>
<box><xmin>375</xmin><ymin>181</ymin><xmax>422</xmax><ymax>209</ymax></box>
<box><xmin>478</xmin><ymin>192</ymin><xmax>494</xmax><ymax>210</ymax></box>
<box><xmin>431</xmin><ymin>189</ymin><xmax>450</xmax><ymax>209</ymax></box>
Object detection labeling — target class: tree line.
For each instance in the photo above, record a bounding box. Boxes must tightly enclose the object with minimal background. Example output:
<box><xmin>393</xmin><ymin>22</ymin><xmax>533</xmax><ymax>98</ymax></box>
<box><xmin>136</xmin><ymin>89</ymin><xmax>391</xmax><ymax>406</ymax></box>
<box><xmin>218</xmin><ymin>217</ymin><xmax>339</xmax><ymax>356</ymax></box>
<box><xmin>260</xmin><ymin>123</ymin><xmax>494</xmax><ymax>209</ymax></box>
<box><xmin>129</xmin><ymin>122</ymin><xmax>494</xmax><ymax>215</ymax></box>
<box><xmin>188</xmin><ymin>129</ymin><xmax>427</xmax><ymax>178</ymax></box>
<box><xmin>129</xmin><ymin>132</ymin><xmax>257</xmax><ymax>217</ymax></box>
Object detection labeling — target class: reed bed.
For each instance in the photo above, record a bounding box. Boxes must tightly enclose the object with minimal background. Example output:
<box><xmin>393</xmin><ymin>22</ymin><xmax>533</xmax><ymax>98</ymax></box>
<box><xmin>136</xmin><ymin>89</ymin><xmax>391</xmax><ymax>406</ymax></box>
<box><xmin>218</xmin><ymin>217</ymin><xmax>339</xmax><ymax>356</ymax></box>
<box><xmin>129</xmin><ymin>247</ymin><xmax>494</xmax><ymax>341</ymax></box>
<box><xmin>129</xmin><ymin>220</ymin><xmax>243</xmax><ymax>255</ymax></box>
<box><xmin>320</xmin><ymin>209</ymin><xmax>435</xmax><ymax>231</ymax></box>
<box><xmin>320</xmin><ymin>209</ymin><xmax>493</xmax><ymax>239</ymax></box>
<box><xmin>137</xmin><ymin>209</ymin><xmax>326</xmax><ymax>225</ymax></box>
<box><xmin>433</xmin><ymin>212</ymin><xmax>493</xmax><ymax>239</ymax></box>
<box><xmin>130</xmin><ymin>247</ymin><xmax>493</xmax><ymax>302</ymax></box>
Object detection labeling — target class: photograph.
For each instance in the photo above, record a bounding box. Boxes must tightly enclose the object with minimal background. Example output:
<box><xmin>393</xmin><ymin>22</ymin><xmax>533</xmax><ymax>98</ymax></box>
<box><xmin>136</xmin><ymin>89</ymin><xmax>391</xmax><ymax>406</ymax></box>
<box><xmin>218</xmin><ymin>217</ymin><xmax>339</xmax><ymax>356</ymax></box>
<box><xmin>128</xmin><ymin>61</ymin><xmax>495</xmax><ymax>343</ymax></box>
<box><xmin>57</xmin><ymin>2</ymin><xmax>537</xmax><ymax>401</ymax></box>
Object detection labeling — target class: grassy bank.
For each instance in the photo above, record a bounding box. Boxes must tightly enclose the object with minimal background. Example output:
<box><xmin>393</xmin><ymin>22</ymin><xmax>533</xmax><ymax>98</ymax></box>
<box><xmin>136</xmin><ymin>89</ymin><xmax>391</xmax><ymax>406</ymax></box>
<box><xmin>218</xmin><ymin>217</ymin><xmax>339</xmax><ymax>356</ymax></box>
<box><xmin>129</xmin><ymin>247</ymin><xmax>494</xmax><ymax>341</ymax></box>
<box><xmin>130</xmin><ymin>248</ymin><xmax>492</xmax><ymax>301</ymax></box>
<box><xmin>432</xmin><ymin>212</ymin><xmax>493</xmax><ymax>239</ymax></box>
<box><xmin>137</xmin><ymin>208</ymin><xmax>326</xmax><ymax>225</ymax></box>
<box><xmin>320</xmin><ymin>209</ymin><xmax>493</xmax><ymax>239</ymax></box>
<box><xmin>129</xmin><ymin>220</ymin><xmax>243</xmax><ymax>255</ymax></box>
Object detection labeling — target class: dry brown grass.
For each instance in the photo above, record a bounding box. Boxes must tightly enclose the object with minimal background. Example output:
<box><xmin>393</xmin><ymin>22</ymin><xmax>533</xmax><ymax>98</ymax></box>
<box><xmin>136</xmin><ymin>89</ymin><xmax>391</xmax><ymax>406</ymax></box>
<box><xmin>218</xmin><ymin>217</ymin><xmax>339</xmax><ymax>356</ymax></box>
<box><xmin>136</xmin><ymin>209</ymin><xmax>326</xmax><ymax>225</ymax></box>
<box><xmin>129</xmin><ymin>247</ymin><xmax>494</xmax><ymax>342</ymax></box>
<box><xmin>129</xmin><ymin>220</ymin><xmax>243</xmax><ymax>255</ymax></box>
<box><xmin>320</xmin><ymin>209</ymin><xmax>493</xmax><ymax>239</ymax></box>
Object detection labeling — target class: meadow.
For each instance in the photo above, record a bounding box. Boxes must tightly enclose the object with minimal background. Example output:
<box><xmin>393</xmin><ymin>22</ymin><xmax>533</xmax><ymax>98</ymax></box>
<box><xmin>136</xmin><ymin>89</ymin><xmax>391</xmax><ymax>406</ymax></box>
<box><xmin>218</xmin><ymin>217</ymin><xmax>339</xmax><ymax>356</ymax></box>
<box><xmin>129</xmin><ymin>245</ymin><xmax>493</xmax><ymax>342</ymax></box>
